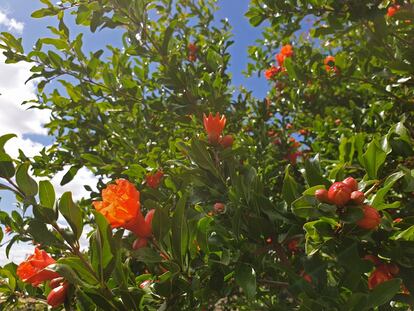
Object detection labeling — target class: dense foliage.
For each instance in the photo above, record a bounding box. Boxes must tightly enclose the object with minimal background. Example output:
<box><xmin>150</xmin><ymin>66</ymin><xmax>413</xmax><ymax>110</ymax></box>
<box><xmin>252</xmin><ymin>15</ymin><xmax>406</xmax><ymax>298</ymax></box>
<box><xmin>0</xmin><ymin>0</ymin><xmax>414</xmax><ymax>310</ymax></box>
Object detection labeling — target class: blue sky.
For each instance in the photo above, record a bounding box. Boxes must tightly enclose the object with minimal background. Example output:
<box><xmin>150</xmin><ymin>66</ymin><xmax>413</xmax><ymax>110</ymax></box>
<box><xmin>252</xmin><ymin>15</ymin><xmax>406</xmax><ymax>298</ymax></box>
<box><xmin>0</xmin><ymin>0</ymin><xmax>267</xmax><ymax>263</ymax></box>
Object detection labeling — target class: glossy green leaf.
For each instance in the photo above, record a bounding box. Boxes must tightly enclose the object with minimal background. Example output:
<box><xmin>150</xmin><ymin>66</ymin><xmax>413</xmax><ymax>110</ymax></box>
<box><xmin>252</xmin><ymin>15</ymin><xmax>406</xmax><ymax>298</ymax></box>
<box><xmin>59</xmin><ymin>192</ymin><xmax>83</xmax><ymax>239</ymax></box>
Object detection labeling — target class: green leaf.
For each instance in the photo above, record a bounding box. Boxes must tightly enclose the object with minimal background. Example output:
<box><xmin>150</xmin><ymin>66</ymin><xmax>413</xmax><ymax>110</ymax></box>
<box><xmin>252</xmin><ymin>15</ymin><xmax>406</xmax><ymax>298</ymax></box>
<box><xmin>0</xmin><ymin>134</ymin><xmax>16</xmax><ymax>151</ymax></box>
<box><xmin>0</xmin><ymin>153</ymin><xmax>15</xmax><ymax>179</ymax></box>
<box><xmin>190</xmin><ymin>139</ymin><xmax>219</xmax><ymax>177</ymax></box>
<box><xmin>27</xmin><ymin>219</ymin><xmax>60</xmax><ymax>245</ymax></box>
<box><xmin>303</xmin><ymin>154</ymin><xmax>330</xmax><ymax>187</ymax></box>
<box><xmin>391</xmin><ymin>225</ymin><xmax>414</xmax><ymax>241</ymax></box>
<box><xmin>15</xmin><ymin>163</ymin><xmax>38</xmax><ymax>197</ymax></box>
<box><xmin>81</xmin><ymin>154</ymin><xmax>105</xmax><ymax>166</ymax></box>
<box><xmin>282</xmin><ymin>165</ymin><xmax>299</xmax><ymax>206</ymax></box>
<box><xmin>284</xmin><ymin>57</ymin><xmax>298</xmax><ymax>80</ymax></box>
<box><xmin>196</xmin><ymin>217</ymin><xmax>213</xmax><ymax>253</ymax></box>
<box><xmin>371</xmin><ymin>171</ymin><xmax>405</xmax><ymax>209</ymax></box>
<box><xmin>235</xmin><ymin>264</ymin><xmax>256</xmax><ymax>299</ymax></box>
<box><xmin>152</xmin><ymin>206</ymin><xmax>170</xmax><ymax>242</ymax></box>
<box><xmin>366</xmin><ymin>278</ymin><xmax>402</xmax><ymax>308</ymax></box>
<box><xmin>39</xmin><ymin>180</ymin><xmax>55</xmax><ymax>209</ymax></box>
<box><xmin>59</xmin><ymin>192</ymin><xmax>83</xmax><ymax>239</ymax></box>
<box><xmin>60</xmin><ymin>166</ymin><xmax>80</xmax><ymax>186</ymax></box>
<box><xmin>91</xmin><ymin>211</ymin><xmax>115</xmax><ymax>277</ymax></box>
<box><xmin>132</xmin><ymin>247</ymin><xmax>162</xmax><ymax>263</ymax></box>
<box><xmin>171</xmin><ymin>193</ymin><xmax>188</xmax><ymax>267</ymax></box>
<box><xmin>362</xmin><ymin>139</ymin><xmax>386</xmax><ymax>179</ymax></box>
<box><xmin>47</xmin><ymin>263</ymin><xmax>93</xmax><ymax>288</ymax></box>
<box><xmin>58</xmin><ymin>257</ymin><xmax>98</xmax><ymax>285</ymax></box>
<box><xmin>292</xmin><ymin>196</ymin><xmax>319</xmax><ymax>218</ymax></box>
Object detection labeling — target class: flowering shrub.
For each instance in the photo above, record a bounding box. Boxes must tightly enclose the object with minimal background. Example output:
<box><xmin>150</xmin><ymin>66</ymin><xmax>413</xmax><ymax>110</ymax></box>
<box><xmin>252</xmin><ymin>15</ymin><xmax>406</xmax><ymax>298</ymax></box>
<box><xmin>0</xmin><ymin>0</ymin><xmax>414</xmax><ymax>310</ymax></box>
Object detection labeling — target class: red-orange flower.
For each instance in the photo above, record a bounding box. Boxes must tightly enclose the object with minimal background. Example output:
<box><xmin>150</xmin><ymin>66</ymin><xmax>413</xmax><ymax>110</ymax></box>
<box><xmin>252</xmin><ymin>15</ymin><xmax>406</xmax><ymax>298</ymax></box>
<box><xmin>93</xmin><ymin>179</ymin><xmax>141</xmax><ymax>228</ymax></box>
<box><xmin>276</xmin><ymin>53</ymin><xmax>286</xmax><ymax>66</ymax></box>
<box><xmin>280</xmin><ymin>44</ymin><xmax>294</xmax><ymax>57</ymax></box>
<box><xmin>93</xmin><ymin>179</ymin><xmax>152</xmax><ymax>238</ymax></box>
<box><xmin>203</xmin><ymin>112</ymin><xmax>226</xmax><ymax>144</ymax></box>
<box><xmin>368</xmin><ymin>267</ymin><xmax>392</xmax><ymax>289</ymax></box>
<box><xmin>146</xmin><ymin>170</ymin><xmax>164</xmax><ymax>189</ymax></box>
<box><xmin>16</xmin><ymin>248</ymin><xmax>60</xmax><ymax>286</ymax></box>
<box><xmin>265</xmin><ymin>66</ymin><xmax>280</xmax><ymax>80</ymax></box>
<box><xmin>324</xmin><ymin>56</ymin><xmax>336</xmax><ymax>72</ymax></box>
<box><xmin>387</xmin><ymin>5</ymin><xmax>400</xmax><ymax>17</ymax></box>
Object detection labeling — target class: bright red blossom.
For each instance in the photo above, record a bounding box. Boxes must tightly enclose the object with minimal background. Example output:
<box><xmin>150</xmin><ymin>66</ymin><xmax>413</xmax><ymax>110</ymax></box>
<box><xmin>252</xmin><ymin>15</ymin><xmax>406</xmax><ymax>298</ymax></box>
<box><xmin>280</xmin><ymin>44</ymin><xmax>294</xmax><ymax>57</ymax></box>
<box><xmin>265</xmin><ymin>66</ymin><xmax>280</xmax><ymax>80</ymax></box>
<box><xmin>16</xmin><ymin>248</ymin><xmax>60</xmax><ymax>287</ymax></box>
<box><xmin>387</xmin><ymin>5</ymin><xmax>400</xmax><ymax>17</ymax></box>
<box><xmin>146</xmin><ymin>170</ymin><xmax>164</xmax><ymax>189</ymax></box>
<box><xmin>203</xmin><ymin>113</ymin><xmax>226</xmax><ymax>144</ymax></box>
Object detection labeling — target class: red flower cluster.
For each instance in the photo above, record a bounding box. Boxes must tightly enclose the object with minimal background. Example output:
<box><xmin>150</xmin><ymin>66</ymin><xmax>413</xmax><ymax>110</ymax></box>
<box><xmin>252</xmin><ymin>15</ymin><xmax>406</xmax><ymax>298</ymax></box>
<box><xmin>315</xmin><ymin>177</ymin><xmax>381</xmax><ymax>230</ymax></box>
<box><xmin>364</xmin><ymin>256</ymin><xmax>399</xmax><ymax>289</ymax></box>
<box><xmin>387</xmin><ymin>4</ymin><xmax>400</xmax><ymax>17</ymax></box>
<box><xmin>203</xmin><ymin>112</ymin><xmax>234</xmax><ymax>148</ymax></box>
<box><xmin>265</xmin><ymin>65</ymin><xmax>281</xmax><ymax>80</ymax></box>
<box><xmin>265</xmin><ymin>44</ymin><xmax>294</xmax><ymax>80</ymax></box>
<box><xmin>315</xmin><ymin>177</ymin><xmax>360</xmax><ymax>206</ymax></box>
<box><xmin>277</xmin><ymin>44</ymin><xmax>294</xmax><ymax>66</ymax></box>
<box><xmin>93</xmin><ymin>179</ymin><xmax>155</xmax><ymax>238</ymax></box>
<box><xmin>188</xmin><ymin>43</ymin><xmax>198</xmax><ymax>62</ymax></box>
<box><xmin>324</xmin><ymin>56</ymin><xmax>339</xmax><ymax>74</ymax></box>
<box><xmin>286</xmin><ymin>137</ymin><xmax>302</xmax><ymax>165</ymax></box>
<box><xmin>146</xmin><ymin>170</ymin><xmax>164</xmax><ymax>189</ymax></box>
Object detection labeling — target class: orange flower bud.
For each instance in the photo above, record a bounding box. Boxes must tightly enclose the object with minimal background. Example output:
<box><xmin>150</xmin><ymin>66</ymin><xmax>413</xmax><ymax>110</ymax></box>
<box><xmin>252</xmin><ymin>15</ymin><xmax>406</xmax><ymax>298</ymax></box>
<box><xmin>350</xmin><ymin>191</ymin><xmax>365</xmax><ymax>205</ymax></box>
<box><xmin>132</xmin><ymin>238</ymin><xmax>148</xmax><ymax>250</ymax></box>
<box><xmin>357</xmin><ymin>205</ymin><xmax>381</xmax><ymax>230</ymax></box>
<box><xmin>343</xmin><ymin>177</ymin><xmax>358</xmax><ymax>192</ymax></box>
<box><xmin>220</xmin><ymin>135</ymin><xmax>234</xmax><ymax>149</ymax></box>
<box><xmin>213</xmin><ymin>202</ymin><xmax>225</xmax><ymax>214</ymax></box>
<box><xmin>324</xmin><ymin>55</ymin><xmax>336</xmax><ymax>72</ymax></box>
<box><xmin>47</xmin><ymin>283</ymin><xmax>69</xmax><ymax>308</ymax></box>
<box><xmin>287</xmin><ymin>239</ymin><xmax>299</xmax><ymax>253</ymax></box>
<box><xmin>49</xmin><ymin>277</ymin><xmax>65</xmax><ymax>289</ymax></box>
<box><xmin>315</xmin><ymin>189</ymin><xmax>331</xmax><ymax>204</ymax></box>
<box><xmin>327</xmin><ymin>182</ymin><xmax>352</xmax><ymax>206</ymax></box>
<box><xmin>146</xmin><ymin>170</ymin><xmax>164</xmax><ymax>189</ymax></box>
<box><xmin>368</xmin><ymin>267</ymin><xmax>393</xmax><ymax>289</ymax></box>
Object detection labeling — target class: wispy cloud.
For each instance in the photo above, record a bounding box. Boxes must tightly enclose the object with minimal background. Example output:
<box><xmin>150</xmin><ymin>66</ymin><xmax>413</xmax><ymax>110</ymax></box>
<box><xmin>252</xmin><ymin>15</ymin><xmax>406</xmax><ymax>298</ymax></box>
<box><xmin>0</xmin><ymin>10</ymin><xmax>24</xmax><ymax>34</ymax></box>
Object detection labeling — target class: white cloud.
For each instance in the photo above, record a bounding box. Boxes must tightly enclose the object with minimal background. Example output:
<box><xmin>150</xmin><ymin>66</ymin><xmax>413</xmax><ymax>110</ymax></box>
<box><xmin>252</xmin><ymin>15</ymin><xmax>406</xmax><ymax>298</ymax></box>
<box><xmin>0</xmin><ymin>56</ymin><xmax>50</xmax><ymax>137</ymax></box>
<box><xmin>51</xmin><ymin>166</ymin><xmax>101</xmax><ymax>200</ymax></box>
<box><xmin>0</xmin><ymin>10</ymin><xmax>24</xmax><ymax>33</ymax></box>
